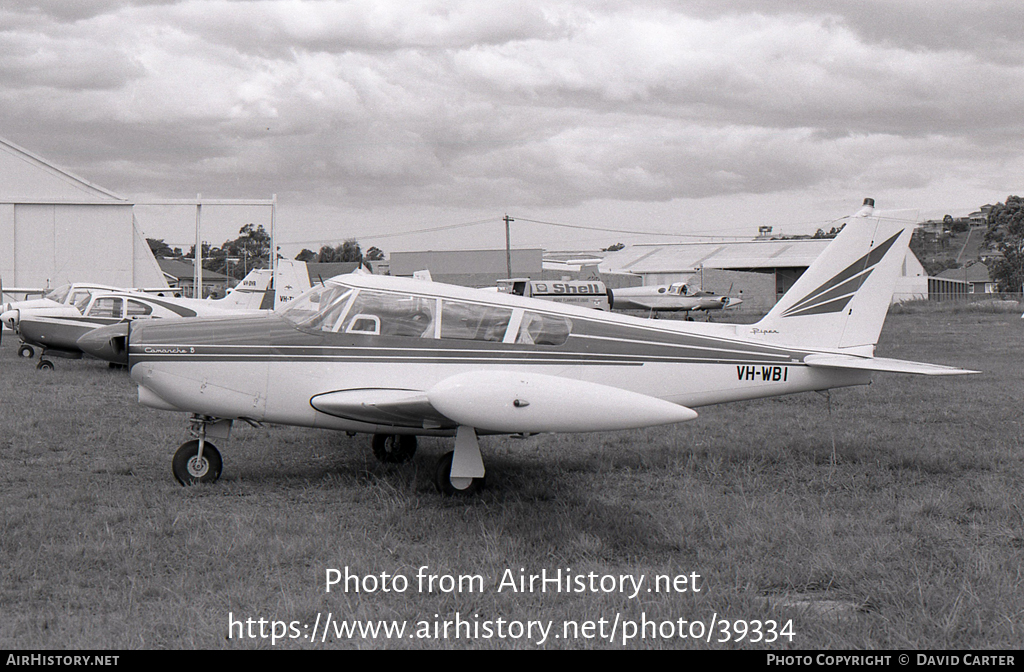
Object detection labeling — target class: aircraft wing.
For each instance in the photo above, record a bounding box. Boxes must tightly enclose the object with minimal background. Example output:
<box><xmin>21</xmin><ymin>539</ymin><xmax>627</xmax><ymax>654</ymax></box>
<box><xmin>312</xmin><ymin>371</ymin><xmax>698</xmax><ymax>433</ymax></box>
<box><xmin>619</xmin><ymin>297</ymin><xmax>662</xmax><ymax>310</ymax></box>
<box><xmin>803</xmin><ymin>353</ymin><xmax>979</xmax><ymax>376</ymax></box>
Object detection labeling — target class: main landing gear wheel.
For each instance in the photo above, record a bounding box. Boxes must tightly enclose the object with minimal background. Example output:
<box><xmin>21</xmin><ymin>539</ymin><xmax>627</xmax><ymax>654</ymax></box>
<box><xmin>371</xmin><ymin>434</ymin><xmax>417</xmax><ymax>464</ymax></box>
<box><xmin>434</xmin><ymin>451</ymin><xmax>485</xmax><ymax>496</ymax></box>
<box><xmin>18</xmin><ymin>344</ymin><xmax>35</xmax><ymax>358</ymax></box>
<box><xmin>172</xmin><ymin>439</ymin><xmax>223</xmax><ymax>485</ymax></box>
<box><xmin>36</xmin><ymin>359</ymin><xmax>54</xmax><ymax>371</ymax></box>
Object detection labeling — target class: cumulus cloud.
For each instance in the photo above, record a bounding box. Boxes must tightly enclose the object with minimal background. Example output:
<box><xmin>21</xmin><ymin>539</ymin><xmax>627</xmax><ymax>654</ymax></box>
<box><xmin>0</xmin><ymin>0</ymin><xmax>1021</xmax><ymax>246</ymax></box>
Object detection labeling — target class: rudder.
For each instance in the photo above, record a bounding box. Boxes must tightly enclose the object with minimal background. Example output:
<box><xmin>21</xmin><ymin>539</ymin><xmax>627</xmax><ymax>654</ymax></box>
<box><xmin>743</xmin><ymin>199</ymin><xmax>915</xmax><ymax>355</ymax></box>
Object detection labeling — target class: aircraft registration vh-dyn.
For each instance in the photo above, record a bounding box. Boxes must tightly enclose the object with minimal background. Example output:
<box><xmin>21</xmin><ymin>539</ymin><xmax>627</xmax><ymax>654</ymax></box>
<box><xmin>80</xmin><ymin>199</ymin><xmax>977</xmax><ymax>495</ymax></box>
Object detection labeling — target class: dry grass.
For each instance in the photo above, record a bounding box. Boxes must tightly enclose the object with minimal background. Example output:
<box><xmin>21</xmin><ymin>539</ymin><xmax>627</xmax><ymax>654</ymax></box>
<box><xmin>1</xmin><ymin>308</ymin><xmax>1022</xmax><ymax>649</ymax></box>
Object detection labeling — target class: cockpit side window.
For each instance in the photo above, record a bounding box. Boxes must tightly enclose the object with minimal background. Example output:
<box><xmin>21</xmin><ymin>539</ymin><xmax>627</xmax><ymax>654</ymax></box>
<box><xmin>440</xmin><ymin>301</ymin><xmax>513</xmax><ymax>342</ymax></box>
<box><xmin>340</xmin><ymin>290</ymin><xmax>437</xmax><ymax>338</ymax></box>
<box><xmin>87</xmin><ymin>297</ymin><xmax>123</xmax><ymax>319</ymax></box>
<box><xmin>515</xmin><ymin>311</ymin><xmax>571</xmax><ymax>346</ymax></box>
<box><xmin>126</xmin><ymin>299</ymin><xmax>153</xmax><ymax>318</ymax></box>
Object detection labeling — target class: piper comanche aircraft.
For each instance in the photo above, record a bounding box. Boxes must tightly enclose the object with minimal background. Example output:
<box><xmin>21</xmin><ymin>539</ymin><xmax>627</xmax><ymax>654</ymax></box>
<box><xmin>2</xmin><ymin>270</ymin><xmax>271</xmax><ymax>369</ymax></box>
<box><xmin>80</xmin><ymin>199</ymin><xmax>975</xmax><ymax>494</ymax></box>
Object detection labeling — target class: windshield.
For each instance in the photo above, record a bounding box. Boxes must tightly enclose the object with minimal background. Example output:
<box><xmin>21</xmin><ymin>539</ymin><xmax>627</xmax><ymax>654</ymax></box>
<box><xmin>279</xmin><ymin>284</ymin><xmax>354</xmax><ymax>329</ymax></box>
<box><xmin>42</xmin><ymin>284</ymin><xmax>72</xmax><ymax>303</ymax></box>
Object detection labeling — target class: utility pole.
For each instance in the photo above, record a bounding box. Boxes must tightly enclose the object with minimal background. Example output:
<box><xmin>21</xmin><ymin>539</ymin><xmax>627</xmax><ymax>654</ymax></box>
<box><xmin>194</xmin><ymin>193</ymin><xmax>202</xmax><ymax>299</ymax></box>
<box><xmin>504</xmin><ymin>214</ymin><xmax>514</xmax><ymax>279</ymax></box>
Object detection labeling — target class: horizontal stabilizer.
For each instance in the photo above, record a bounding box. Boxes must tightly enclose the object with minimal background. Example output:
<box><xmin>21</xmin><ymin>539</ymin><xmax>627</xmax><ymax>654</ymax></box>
<box><xmin>803</xmin><ymin>353</ymin><xmax>979</xmax><ymax>376</ymax></box>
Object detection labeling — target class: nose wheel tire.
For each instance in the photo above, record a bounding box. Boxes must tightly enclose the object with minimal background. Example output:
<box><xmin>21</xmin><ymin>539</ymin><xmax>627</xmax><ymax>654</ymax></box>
<box><xmin>434</xmin><ymin>451</ymin><xmax>485</xmax><ymax>496</ymax></box>
<box><xmin>371</xmin><ymin>434</ymin><xmax>417</xmax><ymax>464</ymax></box>
<box><xmin>172</xmin><ymin>439</ymin><xmax>223</xmax><ymax>485</ymax></box>
<box><xmin>36</xmin><ymin>359</ymin><xmax>54</xmax><ymax>371</ymax></box>
<box><xmin>18</xmin><ymin>344</ymin><xmax>35</xmax><ymax>358</ymax></box>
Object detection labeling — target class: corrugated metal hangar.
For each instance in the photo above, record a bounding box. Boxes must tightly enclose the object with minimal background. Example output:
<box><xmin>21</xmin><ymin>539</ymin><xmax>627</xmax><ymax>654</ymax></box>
<box><xmin>0</xmin><ymin>136</ymin><xmax>274</xmax><ymax>294</ymax></box>
<box><xmin>598</xmin><ymin>238</ymin><xmax>932</xmax><ymax>308</ymax></box>
<box><xmin>0</xmin><ymin>136</ymin><xmax>166</xmax><ymax>289</ymax></box>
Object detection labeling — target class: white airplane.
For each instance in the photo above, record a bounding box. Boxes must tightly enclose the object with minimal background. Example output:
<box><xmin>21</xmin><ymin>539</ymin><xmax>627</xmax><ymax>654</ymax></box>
<box><xmin>2</xmin><ymin>270</ymin><xmax>272</xmax><ymax>369</ymax></box>
<box><xmin>1</xmin><ymin>282</ymin><xmax>150</xmax><ymax>358</ymax></box>
<box><xmin>610</xmin><ymin>282</ymin><xmax>742</xmax><ymax>314</ymax></box>
<box><xmin>81</xmin><ymin>200</ymin><xmax>976</xmax><ymax>493</ymax></box>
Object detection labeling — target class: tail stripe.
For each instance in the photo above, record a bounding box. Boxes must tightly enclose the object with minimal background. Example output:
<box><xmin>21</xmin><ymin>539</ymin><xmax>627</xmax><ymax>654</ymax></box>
<box><xmin>781</xmin><ymin>229</ymin><xmax>903</xmax><ymax>318</ymax></box>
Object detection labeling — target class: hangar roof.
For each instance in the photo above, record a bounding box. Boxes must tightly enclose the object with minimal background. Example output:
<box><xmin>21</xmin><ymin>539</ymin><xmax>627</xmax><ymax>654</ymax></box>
<box><xmin>0</xmin><ymin>135</ymin><xmax>126</xmax><ymax>203</ymax></box>
<box><xmin>598</xmin><ymin>238</ymin><xmax>832</xmax><ymax>274</ymax></box>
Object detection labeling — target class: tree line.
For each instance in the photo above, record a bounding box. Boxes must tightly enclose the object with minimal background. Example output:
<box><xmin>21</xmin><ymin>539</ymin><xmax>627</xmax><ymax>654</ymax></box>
<box><xmin>984</xmin><ymin>195</ymin><xmax>1024</xmax><ymax>292</ymax></box>
<box><xmin>148</xmin><ymin>225</ymin><xmax>384</xmax><ymax>281</ymax></box>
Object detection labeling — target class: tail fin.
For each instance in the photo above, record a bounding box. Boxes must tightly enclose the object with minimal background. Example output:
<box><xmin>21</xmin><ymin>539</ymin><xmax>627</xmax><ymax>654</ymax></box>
<box><xmin>214</xmin><ymin>268</ymin><xmax>273</xmax><ymax>310</ymax></box>
<box><xmin>272</xmin><ymin>260</ymin><xmax>312</xmax><ymax>310</ymax></box>
<box><xmin>743</xmin><ymin>199</ymin><xmax>915</xmax><ymax>355</ymax></box>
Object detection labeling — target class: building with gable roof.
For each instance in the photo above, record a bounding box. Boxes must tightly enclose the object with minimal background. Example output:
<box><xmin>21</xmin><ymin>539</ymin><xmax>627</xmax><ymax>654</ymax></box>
<box><xmin>597</xmin><ymin>236</ymin><xmax>931</xmax><ymax>311</ymax></box>
<box><xmin>0</xmin><ymin>135</ymin><xmax>167</xmax><ymax>290</ymax></box>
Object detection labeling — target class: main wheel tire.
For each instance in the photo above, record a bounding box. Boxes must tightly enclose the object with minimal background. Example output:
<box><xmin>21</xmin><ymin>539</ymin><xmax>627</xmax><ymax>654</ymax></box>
<box><xmin>172</xmin><ymin>440</ymin><xmax>223</xmax><ymax>485</ymax></box>
<box><xmin>18</xmin><ymin>344</ymin><xmax>35</xmax><ymax>358</ymax></box>
<box><xmin>371</xmin><ymin>434</ymin><xmax>417</xmax><ymax>464</ymax></box>
<box><xmin>433</xmin><ymin>451</ymin><xmax>485</xmax><ymax>496</ymax></box>
<box><xmin>36</xmin><ymin>359</ymin><xmax>54</xmax><ymax>371</ymax></box>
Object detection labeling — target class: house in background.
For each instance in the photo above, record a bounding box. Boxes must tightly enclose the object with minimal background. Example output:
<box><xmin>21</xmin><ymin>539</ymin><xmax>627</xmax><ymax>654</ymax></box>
<box><xmin>157</xmin><ymin>259</ymin><xmax>231</xmax><ymax>298</ymax></box>
<box><xmin>936</xmin><ymin>261</ymin><xmax>996</xmax><ymax>294</ymax></box>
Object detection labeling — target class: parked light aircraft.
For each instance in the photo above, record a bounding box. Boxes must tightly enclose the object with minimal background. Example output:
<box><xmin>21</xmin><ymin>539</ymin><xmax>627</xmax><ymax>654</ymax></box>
<box><xmin>2</xmin><ymin>283</ymin><xmax>127</xmax><ymax>357</ymax></box>
<box><xmin>3</xmin><ymin>270</ymin><xmax>272</xmax><ymax>369</ymax></box>
<box><xmin>610</xmin><ymin>282</ymin><xmax>742</xmax><ymax>314</ymax></box>
<box><xmin>81</xmin><ymin>200</ymin><xmax>976</xmax><ymax>494</ymax></box>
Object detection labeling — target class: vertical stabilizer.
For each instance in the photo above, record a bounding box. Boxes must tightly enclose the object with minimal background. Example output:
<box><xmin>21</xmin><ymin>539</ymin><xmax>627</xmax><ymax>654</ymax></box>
<box><xmin>742</xmin><ymin>199</ymin><xmax>914</xmax><ymax>355</ymax></box>
<box><xmin>272</xmin><ymin>259</ymin><xmax>312</xmax><ymax>310</ymax></box>
<box><xmin>213</xmin><ymin>268</ymin><xmax>273</xmax><ymax>310</ymax></box>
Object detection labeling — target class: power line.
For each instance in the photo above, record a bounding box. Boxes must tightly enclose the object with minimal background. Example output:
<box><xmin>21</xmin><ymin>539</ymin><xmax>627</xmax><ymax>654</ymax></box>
<box><xmin>511</xmin><ymin>216</ymin><xmax>757</xmax><ymax>240</ymax></box>
<box><xmin>277</xmin><ymin>217</ymin><xmax>497</xmax><ymax>247</ymax></box>
<box><xmin>274</xmin><ymin>212</ymin><xmax>865</xmax><ymax>249</ymax></box>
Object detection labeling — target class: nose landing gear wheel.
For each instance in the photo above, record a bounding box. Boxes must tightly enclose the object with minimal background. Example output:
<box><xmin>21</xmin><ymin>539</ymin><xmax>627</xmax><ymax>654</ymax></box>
<box><xmin>18</xmin><ymin>344</ymin><xmax>35</xmax><ymax>358</ymax></box>
<box><xmin>371</xmin><ymin>434</ymin><xmax>417</xmax><ymax>464</ymax></box>
<box><xmin>434</xmin><ymin>451</ymin><xmax>485</xmax><ymax>496</ymax></box>
<box><xmin>172</xmin><ymin>439</ymin><xmax>223</xmax><ymax>485</ymax></box>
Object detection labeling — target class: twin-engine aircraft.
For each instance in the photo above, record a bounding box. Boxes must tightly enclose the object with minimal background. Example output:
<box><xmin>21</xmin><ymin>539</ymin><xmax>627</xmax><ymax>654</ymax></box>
<box><xmin>82</xmin><ymin>200</ymin><xmax>975</xmax><ymax>494</ymax></box>
<box><xmin>2</xmin><ymin>270</ymin><xmax>271</xmax><ymax>369</ymax></box>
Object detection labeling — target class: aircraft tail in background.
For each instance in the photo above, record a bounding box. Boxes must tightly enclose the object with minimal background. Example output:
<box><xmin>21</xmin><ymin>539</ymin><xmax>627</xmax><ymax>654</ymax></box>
<box><xmin>213</xmin><ymin>268</ymin><xmax>273</xmax><ymax>310</ymax></box>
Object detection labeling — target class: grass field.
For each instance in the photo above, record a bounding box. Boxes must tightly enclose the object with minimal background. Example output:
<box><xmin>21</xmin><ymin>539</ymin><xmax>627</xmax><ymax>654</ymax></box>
<box><xmin>1</xmin><ymin>307</ymin><xmax>1022</xmax><ymax>649</ymax></box>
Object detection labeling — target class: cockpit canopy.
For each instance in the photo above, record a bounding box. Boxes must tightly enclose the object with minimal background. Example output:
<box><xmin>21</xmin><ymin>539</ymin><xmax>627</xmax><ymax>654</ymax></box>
<box><xmin>279</xmin><ymin>280</ymin><xmax>571</xmax><ymax>346</ymax></box>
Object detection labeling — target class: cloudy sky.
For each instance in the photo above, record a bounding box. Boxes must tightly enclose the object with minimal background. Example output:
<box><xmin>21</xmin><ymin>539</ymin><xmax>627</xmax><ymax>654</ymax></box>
<box><xmin>2</xmin><ymin>0</ymin><xmax>1022</xmax><ymax>256</ymax></box>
